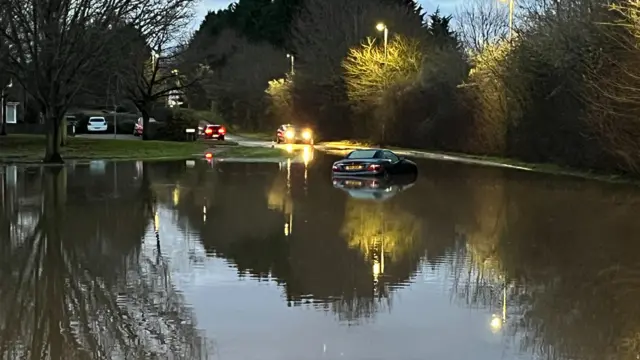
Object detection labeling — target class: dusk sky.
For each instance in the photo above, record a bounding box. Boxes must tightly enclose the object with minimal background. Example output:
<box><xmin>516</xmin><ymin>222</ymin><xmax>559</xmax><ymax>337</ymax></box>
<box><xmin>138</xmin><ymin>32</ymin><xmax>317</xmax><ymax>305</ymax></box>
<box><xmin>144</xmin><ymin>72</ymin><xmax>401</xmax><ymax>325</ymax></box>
<box><xmin>191</xmin><ymin>0</ymin><xmax>464</xmax><ymax>31</ymax></box>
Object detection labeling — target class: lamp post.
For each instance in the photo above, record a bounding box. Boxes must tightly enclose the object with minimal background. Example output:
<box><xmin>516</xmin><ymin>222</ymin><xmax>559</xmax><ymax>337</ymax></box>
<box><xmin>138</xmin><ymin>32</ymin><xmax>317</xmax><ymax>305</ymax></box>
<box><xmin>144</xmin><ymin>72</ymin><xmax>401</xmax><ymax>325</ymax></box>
<box><xmin>150</xmin><ymin>50</ymin><xmax>160</xmax><ymax>75</ymax></box>
<box><xmin>1</xmin><ymin>79</ymin><xmax>13</xmax><ymax>136</ymax></box>
<box><xmin>286</xmin><ymin>53</ymin><xmax>294</xmax><ymax>75</ymax></box>
<box><xmin>499</xmin><ymin>0</ymin><xmax>514</xmax><ymax>42</ymax></box>
<box><xmin>376</xmin><ymin>23</ymin><xmax>389</xmax><ymax>60</ymax></box>
<box><xmin>375</xmin><ymin>23</ymin><xmax>389</xmax><ymax>144</ymax></box>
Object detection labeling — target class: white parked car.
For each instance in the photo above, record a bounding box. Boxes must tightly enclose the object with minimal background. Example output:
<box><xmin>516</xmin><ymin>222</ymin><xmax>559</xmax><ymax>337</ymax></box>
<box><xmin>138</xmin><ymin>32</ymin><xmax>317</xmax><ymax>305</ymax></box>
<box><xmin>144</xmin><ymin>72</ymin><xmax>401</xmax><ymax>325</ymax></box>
<box><xmin>87</xmin><ymin>117</ymin><xmax>108</xmax><ymax>132</ymax></box>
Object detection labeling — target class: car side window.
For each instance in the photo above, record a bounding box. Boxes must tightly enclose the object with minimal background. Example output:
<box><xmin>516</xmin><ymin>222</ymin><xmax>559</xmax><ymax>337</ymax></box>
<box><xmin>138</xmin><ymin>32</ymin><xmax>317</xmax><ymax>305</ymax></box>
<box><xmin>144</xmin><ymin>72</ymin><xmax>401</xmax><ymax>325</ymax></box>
<box><xmin>384</xmin><ymin>151</ymin><xmax>400</xmax><ymax>162</ymax></box>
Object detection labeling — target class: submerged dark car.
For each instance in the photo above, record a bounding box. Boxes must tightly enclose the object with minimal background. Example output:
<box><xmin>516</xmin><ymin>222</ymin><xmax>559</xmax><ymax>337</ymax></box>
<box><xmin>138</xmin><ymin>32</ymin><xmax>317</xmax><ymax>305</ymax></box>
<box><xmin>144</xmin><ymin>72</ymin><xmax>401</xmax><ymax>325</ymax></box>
<box><xmin>331</xmin><ymin>149</ymin><xmax>417</xmax><ymax>178</ymax></box>
<box><xmin>332</xmin><ymin>174</ymin><xmax>416</xmax><ymax>201</ymax></box>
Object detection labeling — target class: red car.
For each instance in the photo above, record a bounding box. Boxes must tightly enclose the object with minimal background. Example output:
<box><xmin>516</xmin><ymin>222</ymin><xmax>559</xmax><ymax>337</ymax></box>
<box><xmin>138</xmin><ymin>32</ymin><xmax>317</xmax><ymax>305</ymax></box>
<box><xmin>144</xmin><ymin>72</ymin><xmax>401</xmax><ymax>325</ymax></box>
<box><xmin>203</xmin><ymin>124</ymin><xmax>226</xmax><ymax>140</ymax></box>
<box><xmin>133</xmin><ymin>117</ymin><xmax>156</xmax><ymax>136</ymax></box>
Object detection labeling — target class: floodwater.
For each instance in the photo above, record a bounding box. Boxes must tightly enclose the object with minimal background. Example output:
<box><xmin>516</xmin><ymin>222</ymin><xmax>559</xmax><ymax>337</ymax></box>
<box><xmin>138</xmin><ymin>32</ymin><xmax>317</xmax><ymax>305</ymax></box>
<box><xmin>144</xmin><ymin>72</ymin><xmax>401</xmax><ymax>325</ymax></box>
<box><xmin>2</xmin><ymin>148</ymin><xmax>640</xmax><ymax>360</ymax></box>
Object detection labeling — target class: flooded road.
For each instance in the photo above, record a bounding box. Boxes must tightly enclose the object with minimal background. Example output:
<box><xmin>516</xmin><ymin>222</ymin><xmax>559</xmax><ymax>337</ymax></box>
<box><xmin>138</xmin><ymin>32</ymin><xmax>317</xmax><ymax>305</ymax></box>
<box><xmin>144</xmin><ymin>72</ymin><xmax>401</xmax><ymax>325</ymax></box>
<box><xmin>2</xmin><ymin>150</ymin><xmax>640</xmax><ymax>359</ymax></box>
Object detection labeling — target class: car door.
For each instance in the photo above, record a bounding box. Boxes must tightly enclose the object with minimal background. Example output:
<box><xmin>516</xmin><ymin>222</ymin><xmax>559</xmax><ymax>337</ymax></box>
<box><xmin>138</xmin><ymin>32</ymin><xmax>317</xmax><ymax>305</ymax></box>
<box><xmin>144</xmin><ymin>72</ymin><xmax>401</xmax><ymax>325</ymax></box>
<box><xmin>382</xmin><ymin>151</ymin><xmax>401</xmax><ymax>173</ymax></box>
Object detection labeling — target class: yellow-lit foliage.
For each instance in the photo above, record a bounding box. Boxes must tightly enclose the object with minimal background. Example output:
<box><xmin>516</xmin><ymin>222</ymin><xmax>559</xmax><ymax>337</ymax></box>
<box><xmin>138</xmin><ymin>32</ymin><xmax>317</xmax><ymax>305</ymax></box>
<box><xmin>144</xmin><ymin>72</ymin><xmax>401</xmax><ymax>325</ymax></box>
<box><xmin>465</xmin><ymin>40</ymin><xmax>511</xmax><ymax>155</ymax></box>
<box><xmin>265</xmin><ymin>78</ymin><xmax>294</xmax><ymax>124</ymax></box>
<box><xmin>341</xmin><ymin>199</ymin><xmax>420</xmax><ymax>263</ymax></box>
<box><xmin>611</xmin><ymin>1</ymin><xmax>640</xmax><ymax>35</ymax></box>
<box><xmin>342</xmin><ymin>35</ymin><xmax>423</xmax><ymax>103</ymax></box>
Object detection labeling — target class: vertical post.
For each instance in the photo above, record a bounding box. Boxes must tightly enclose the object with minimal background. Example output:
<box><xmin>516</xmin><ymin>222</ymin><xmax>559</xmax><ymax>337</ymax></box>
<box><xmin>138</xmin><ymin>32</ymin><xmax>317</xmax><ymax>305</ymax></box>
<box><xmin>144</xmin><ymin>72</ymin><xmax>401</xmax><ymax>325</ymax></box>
<box><xmin>286</xmin><ymin>54</ymin><xmax>294</xmax><ymax>75</ymax></box>
<box><xmin>509</xmin><ymin>0</ymin><xmax>514</xmax><ymax>43</ymax></box>
<box><xmin>0</xmin><ymin>88</ymin><xmax>5</xmax><ymax>136</ymax></box>
<box><xmin>383</xmin><ymin>27</ymin><xmax>388</xmax><ymax>60</ymax></box>
<box><xmin>113</xmin><ymin>74</ymin><xmax>118</xmax><ymax>139</ymax></box>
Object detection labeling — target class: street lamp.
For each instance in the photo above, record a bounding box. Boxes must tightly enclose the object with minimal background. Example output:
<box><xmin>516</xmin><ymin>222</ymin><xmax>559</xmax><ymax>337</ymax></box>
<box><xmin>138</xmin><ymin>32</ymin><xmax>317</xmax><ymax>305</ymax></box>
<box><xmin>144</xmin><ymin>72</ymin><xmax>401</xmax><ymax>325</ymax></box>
<box><xmin>376</xmin><ymin>23</ymin><xmax>389</xmax><ymax>59</ymax></box>
<box><xmin>286</xmin><ymin>53</ymin><xmax>294</xmax><ymax>75</ymax></box>
<box><xmin>151</xmin><ymin>50</ymin><xmax>159</xmax><ymax>72</ymax></box>
<box><xmin>499</xmin><ymin>0</ymin><xmax>514</xmax><ymax>42</ymax></box>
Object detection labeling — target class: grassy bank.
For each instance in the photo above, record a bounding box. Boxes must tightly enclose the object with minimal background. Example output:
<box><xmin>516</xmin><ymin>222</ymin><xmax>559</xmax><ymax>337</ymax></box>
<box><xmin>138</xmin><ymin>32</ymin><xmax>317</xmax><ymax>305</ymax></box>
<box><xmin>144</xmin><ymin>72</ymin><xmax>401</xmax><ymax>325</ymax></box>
<box><xmin>319</xmin><ymin>140</ymin><xmax>633</xmax><ymax>184</ymax></box>
<box><xmin>0</xmin><ymin>135</ymin><xmax>236</xmax><ymax>162</ymax></box>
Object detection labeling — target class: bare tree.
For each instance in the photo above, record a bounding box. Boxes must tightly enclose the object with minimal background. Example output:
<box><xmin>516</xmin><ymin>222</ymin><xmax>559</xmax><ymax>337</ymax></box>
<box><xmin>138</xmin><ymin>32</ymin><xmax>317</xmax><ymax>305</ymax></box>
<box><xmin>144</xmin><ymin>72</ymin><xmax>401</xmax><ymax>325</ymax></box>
<box><xmin>0</xmin><ymin>0</ymin><xmax>198</xmax><ymax>162</ymax></box>
<box><xmin>115</xmin><ymin>9</ymin><xmax>202</xmax><ymax>140</ymax></box>
<box><xmin>455</xmin><ymin>0</ymin><xmax>509</xmax><ymax>55</ymax></box>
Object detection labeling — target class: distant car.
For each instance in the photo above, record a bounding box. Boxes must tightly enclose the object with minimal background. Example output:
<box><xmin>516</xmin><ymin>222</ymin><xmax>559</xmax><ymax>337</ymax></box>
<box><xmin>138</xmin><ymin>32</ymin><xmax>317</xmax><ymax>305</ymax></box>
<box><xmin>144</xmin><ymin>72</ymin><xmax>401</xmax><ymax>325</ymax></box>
<box><xmin>203</xmin><ymin>124</ymin><xmax>226</xmax><ymax>140</ymax></box>
<box><xmin>275</xmin><ymin>124</ymin><xmax>314</xmax><ymax>144</ymax></box>
<box><xmin>332</xmin><ymin>174</ymin><xmax>416</xmax><ymax>201</ymax></box>
<box><xmin>331</xmin><ymin>149</ymin><xmax>417</xmax><ymax>178</ymax></box>
<box><xmin>87</xmin><ymin>117</ymin><xmax>108</xmax><ymax>132</ymax></box>
<box><xmin>133</xmin><ymin>117</ymin><xmax>156</xmax><ymax>136</ymax></box>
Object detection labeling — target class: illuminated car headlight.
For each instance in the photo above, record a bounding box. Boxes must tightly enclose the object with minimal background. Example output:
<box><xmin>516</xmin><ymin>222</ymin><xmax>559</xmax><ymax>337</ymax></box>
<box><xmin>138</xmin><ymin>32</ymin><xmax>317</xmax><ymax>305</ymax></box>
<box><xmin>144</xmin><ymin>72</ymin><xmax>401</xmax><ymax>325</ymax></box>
<box><xmin>285</xmin><ymin>130</ymin><xmax>294</xmax><ymax>139</ymax></box>
<box><xmin>302</xmin><ymin>129</ymin><xmax>312</xmax><ymax>139</ymax></box>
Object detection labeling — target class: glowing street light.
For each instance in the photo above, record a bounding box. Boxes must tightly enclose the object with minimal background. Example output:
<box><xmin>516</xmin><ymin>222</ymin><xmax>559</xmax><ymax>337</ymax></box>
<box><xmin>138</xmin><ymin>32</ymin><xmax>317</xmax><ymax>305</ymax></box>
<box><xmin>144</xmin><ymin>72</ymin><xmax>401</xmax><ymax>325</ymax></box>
<box><xmin>376</xmin><ymin>23</ymin><xmax>389</xmax><ymax>59</ymax></box>
<box><xmin>286</xmin><ymin>53</ymin><xmax>294</xmax><ymax>75</ymax></box>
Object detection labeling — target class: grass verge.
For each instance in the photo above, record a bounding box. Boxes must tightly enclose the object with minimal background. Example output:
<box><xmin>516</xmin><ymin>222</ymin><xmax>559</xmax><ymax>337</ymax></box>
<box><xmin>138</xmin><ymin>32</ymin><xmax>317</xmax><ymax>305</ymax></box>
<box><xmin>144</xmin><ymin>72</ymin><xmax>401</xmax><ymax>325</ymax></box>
<box><xmin>0</xmin><ymin>134</ymin><xmax>231</xmax><ymax>162</ymax></box>
<box><xmin>319</xmin><ymin>140</ymin><xmax>635</xmax><ymax>184</ymax></box>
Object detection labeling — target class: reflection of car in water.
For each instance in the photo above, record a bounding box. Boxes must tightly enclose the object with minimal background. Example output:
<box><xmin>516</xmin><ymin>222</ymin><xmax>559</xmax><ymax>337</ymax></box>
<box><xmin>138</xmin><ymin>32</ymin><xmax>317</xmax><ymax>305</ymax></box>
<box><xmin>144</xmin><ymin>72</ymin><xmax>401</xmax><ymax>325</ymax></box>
<box><xmin>275</xmin><ymin>124</ymin><xmax>314</xmax><ymax>144</ymax></box>
<box><xmin>332</xmin><ymin>174</ymin><xmax>416</xmax><ymax>201</ymax></box>
<box><xmin>332</xmin><ymin>149</ymin><xmax>417</xmax><ymax>179</ymax></box>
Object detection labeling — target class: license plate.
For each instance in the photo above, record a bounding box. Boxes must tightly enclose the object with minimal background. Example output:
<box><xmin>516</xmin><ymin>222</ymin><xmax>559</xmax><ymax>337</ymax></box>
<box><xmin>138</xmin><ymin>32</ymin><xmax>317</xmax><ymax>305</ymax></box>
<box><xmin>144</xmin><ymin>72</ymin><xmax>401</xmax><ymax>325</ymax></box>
<box><xmin>345</xmin><ymin>180</ymin><xmax>362</xmax><ymax>186</ymax></box>
<box><xmin>346</xmin><ymin>165</ymin><xmax>362</xmax><ymax>170</ymax></box>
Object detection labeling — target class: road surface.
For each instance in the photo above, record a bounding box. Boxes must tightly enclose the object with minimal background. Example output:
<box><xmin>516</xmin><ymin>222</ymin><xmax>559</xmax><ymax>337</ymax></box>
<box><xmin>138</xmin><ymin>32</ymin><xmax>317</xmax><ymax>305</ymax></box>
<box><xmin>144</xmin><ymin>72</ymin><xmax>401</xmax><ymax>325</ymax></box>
<box><xmin>77</xmin><ymin>132</ymin><xmax>529</xmax><ymax>171</ymax></box>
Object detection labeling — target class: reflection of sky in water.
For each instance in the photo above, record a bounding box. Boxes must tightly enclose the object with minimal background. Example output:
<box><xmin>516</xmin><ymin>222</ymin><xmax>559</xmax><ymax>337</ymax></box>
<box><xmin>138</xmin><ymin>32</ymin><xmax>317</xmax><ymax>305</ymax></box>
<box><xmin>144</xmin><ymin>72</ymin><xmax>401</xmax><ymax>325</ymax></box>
<box><xmin>146</xmin><ymin>205</ymin><xmax>524</xmax><ymax>360</ymax></box>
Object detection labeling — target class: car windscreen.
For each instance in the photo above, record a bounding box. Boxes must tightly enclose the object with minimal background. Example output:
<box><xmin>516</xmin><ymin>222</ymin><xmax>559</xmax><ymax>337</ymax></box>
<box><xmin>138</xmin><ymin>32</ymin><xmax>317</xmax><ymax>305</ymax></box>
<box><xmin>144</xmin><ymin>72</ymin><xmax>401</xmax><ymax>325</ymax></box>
<box><xmin>89</xmin><ymin>118</ymin><xmax>105</xmax><ymax>123</ymax></box>
<box><xmin>346</xmin><ymin>150</ymin><xmax>379</xmax><ymax>159</ymax></box>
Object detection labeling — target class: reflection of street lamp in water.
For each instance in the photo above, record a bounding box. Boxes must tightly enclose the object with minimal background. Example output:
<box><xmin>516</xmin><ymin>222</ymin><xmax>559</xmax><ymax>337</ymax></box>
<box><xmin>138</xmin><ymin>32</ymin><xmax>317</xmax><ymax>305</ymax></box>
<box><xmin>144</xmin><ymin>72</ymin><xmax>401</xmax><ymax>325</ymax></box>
<box><xmin>490</xmin><ymin>281</ymin><xmax>507</xmax><ymax>333</ymax></box>
<box><xmin>373</xmin><ymin>237</ymin><xmax>385</xmax><ymax>293</ymax></box>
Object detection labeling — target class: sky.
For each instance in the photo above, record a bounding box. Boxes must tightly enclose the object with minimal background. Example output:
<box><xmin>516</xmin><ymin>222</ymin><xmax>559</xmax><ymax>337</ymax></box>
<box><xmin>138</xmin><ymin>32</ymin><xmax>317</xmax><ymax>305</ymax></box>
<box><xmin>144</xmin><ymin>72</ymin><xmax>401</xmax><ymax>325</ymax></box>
<box><xmin>191</xmin><ymin>0</ymin><xmax>463</xmax><ymax>31</ymax></box>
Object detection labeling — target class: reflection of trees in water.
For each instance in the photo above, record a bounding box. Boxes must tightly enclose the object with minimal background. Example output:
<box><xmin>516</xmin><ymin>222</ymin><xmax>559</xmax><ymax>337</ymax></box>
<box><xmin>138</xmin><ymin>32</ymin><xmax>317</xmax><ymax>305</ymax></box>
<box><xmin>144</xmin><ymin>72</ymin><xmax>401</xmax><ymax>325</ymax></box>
<box><xmin>434</xmin><ymin>165</ymin><xmax>640</xmax><ymax>360</ymax></box>
<box><xmin>0</xmin><ymin>166</ymin><xmax>211</xmax><ymax>359</ymax></box>
<box><xmin>162</xmin><ymin>157</ymin><xmax>417</xmax><ymax>324</ymax></box>
<box><xmin>337</xmin><ymin>197</ymin><xmax>423</xmax><ymax>321</ymax></box>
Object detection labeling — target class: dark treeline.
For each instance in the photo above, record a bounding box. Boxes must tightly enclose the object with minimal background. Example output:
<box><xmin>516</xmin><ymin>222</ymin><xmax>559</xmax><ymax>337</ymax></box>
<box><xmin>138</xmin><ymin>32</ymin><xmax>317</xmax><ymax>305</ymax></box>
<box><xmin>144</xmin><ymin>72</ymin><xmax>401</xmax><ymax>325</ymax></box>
<box><xmin>188</xmin><ymin>0</ymin><xmax>640</xmax><ymax>175</ymax></box>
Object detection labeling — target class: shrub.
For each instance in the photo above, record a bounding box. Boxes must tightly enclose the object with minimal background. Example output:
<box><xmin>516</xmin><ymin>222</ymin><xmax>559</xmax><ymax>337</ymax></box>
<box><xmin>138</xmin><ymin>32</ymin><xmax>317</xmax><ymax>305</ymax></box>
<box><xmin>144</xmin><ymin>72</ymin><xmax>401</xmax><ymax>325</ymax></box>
<box><xmin>152</xmin><ymin>108</ymin><xmax>200</xmax><ymax>141</ymax></box>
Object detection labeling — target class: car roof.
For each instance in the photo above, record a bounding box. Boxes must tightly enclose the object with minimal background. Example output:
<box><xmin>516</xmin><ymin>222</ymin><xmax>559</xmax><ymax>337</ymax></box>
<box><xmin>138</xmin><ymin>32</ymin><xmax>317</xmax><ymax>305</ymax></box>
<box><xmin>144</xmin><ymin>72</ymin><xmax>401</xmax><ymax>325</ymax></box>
<box><xmin>346</xmin><ymin>149</ymin><xmax>382</xmax><ymax>157</ymax></box>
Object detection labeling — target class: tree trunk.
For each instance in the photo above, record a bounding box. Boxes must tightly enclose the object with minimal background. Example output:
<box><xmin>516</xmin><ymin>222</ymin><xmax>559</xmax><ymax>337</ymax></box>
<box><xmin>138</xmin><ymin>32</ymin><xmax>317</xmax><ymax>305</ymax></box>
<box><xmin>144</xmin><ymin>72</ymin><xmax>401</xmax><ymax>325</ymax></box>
<box><xmin>59</xmin><ymin>117</ymin><xmax>68</xmax><ymax>147</ymax></box>
<box><xmin>141</xmin><ymin>108</ymin><xmax>151</xmax><ymax>141</ymax></box>
<box><xmin>44</xmin><ymin>114</ymin><xmax>63</xmax><ymax>163</ymax></box>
